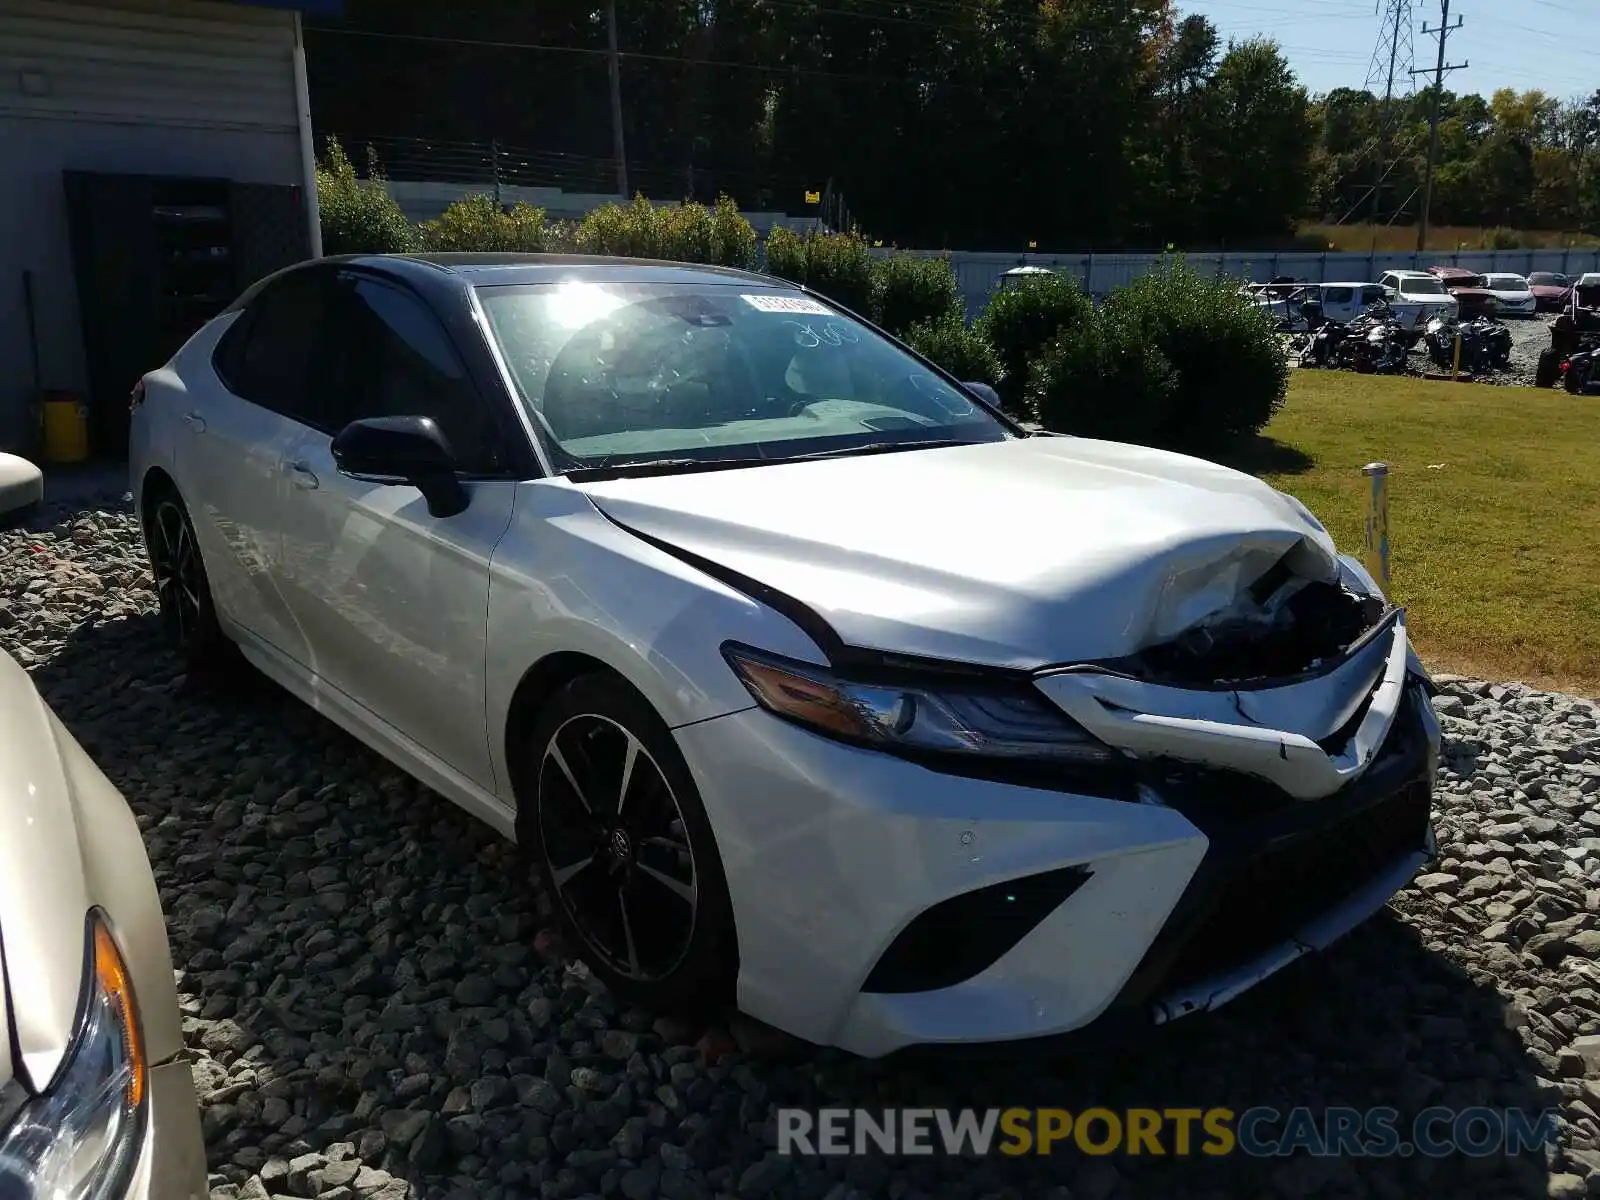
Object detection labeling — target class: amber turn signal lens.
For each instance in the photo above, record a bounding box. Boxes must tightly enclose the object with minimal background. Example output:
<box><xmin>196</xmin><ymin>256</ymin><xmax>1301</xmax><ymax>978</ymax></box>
<box><xmin>92</xmin><ymin>920</ymin><xmax>145</xmax><ymax>1109</ymax></box>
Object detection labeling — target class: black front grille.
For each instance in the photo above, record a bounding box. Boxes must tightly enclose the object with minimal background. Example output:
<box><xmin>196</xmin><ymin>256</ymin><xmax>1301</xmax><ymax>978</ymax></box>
<box><xmin>1158</xmin><ymin>778</ymin><xmax>1432</xmax><ymax>992</ymax></box>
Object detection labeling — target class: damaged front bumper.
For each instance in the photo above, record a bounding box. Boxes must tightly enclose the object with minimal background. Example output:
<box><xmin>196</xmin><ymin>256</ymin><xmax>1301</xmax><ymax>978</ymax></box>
<box><xmin>1013</xmin><ymin>604</ymin><xmax>1441</xmax><ymax>1048</ymax></box>
<box><xmin>1035</xmin><ymin>609</ymin><xmax>1428</xmax><ymax>801</ymax></box>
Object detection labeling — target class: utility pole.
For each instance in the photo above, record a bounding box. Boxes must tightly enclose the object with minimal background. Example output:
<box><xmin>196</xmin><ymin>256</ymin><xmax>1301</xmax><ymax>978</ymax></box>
<box><xmin>604</xmin><ymin>0</ymin><xmax>630</xmax><ymax>200</ymax></box>
<box><xmin>1411</xmin><ymin>0</ymin><xmax>1466</xmax><ymax>253</ymax></box>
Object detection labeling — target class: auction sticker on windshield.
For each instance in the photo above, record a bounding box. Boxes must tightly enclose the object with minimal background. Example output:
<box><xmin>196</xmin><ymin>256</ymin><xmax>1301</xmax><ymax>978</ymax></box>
<box><xmin>742</xmin><ymin>294</ymin><xmax>835</xmax><ymax>315</ymax></box>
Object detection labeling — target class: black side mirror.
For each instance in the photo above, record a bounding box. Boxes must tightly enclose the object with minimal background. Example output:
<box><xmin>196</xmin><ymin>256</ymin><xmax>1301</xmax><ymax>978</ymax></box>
<box><xmin>963</xmin><ymin>381</ymin><xmax>1002</xmax><ymax>411</ymax></box>
<box><xmin>331</xmin><ymin>415</ymin><xmax>469</xmax><ymax>519</ymax></box>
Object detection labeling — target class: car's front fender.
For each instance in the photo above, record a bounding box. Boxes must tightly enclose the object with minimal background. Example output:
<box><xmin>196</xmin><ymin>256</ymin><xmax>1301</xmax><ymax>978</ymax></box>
<box><xmin>0</xmin><ymin>650</ymin><xmax>184</xmax><ymax>1091</ymax></box>
<box><xmin>484</xmin><ymin>481</ymin><xmax>829</xmax><ymax>800</ymax></box>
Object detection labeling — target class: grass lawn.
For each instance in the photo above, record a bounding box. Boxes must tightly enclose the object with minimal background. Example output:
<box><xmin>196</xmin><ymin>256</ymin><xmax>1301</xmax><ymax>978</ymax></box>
<box><xmin>1241</xmin><ymin>371</ymin><xmax>1600</xmax><ymax>695</ymax></box>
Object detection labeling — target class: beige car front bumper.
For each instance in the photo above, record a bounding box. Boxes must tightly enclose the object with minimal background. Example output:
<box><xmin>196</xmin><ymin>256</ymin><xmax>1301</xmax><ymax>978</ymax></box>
<box><xmin>123</xmin><ymin>1057</ymin><xmax>208</xmax><ymax>1200</ymax></box>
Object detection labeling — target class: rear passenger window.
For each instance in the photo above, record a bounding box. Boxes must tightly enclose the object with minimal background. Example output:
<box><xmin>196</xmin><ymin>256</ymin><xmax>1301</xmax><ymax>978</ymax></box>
<box><xmin>216</xmin><ymin>271</ymin><xmax>331</xmax><ymax>422</ymax></box>
<box><xmin>1362</xmin><ymin>287</ymin><xmax>1386</xmax><ymax>305</ymax></box>
<box><xmin>1326</xmin><ymin>287</ymin><xmax>1354</xmax><ymax>304</ymax></box>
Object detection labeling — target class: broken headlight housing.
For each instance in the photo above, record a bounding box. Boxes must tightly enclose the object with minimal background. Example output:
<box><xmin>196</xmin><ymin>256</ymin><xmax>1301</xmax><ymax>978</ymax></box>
<box><xmin>0</xmin><ymin>914</ymin><xmax>146</xmax><ymax>1199</ymax></box>
<box><xmin>723</xmin><ymin>643</ymin><xmax>1119</xmax><ymax>764</ymax></box>
<box><xmin>1338</xmin><ymin>553</ymin><xmax>1432</xmax><ymax>688</ymax></box>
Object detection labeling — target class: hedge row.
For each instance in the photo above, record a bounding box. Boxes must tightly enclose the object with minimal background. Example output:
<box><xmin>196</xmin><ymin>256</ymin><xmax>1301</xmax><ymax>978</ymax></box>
<box><xmin>762</xmin><ymin>234</ymin><xmax>1286</xmax><ymax>454</ymax></box>
<box><xmin>317</xmin><ymin>138</ymin><xmax>1286</xmax><ymax>455</ymax></box>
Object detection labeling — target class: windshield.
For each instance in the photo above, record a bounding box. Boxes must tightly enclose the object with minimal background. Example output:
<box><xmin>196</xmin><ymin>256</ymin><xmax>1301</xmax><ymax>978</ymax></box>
<box><xmin>1529</xmin><ymin>273</ymin><xmax>1567</xmax><ymax>286</ymax></box>
<box><xmin>1484</xmin><ymin>275</ymin><xmax>1526</xmax><ymax>290</ymax></box>
<box><xmin>1399</xmin><ymin>278</ymin><xmax>1447</xmax><ymax>297</ymax></box>
<box><xmin>477</xmin><ymin>280</ymin><xmax>1011</xmax><ymax>473</ymax></box>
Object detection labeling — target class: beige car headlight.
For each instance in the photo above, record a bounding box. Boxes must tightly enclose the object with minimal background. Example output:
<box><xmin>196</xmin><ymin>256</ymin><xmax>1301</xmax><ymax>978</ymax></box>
<box><xmin>0</xmin><ymin>914</ymin><xmax>147</xmax><ymax>1199</ymax></box>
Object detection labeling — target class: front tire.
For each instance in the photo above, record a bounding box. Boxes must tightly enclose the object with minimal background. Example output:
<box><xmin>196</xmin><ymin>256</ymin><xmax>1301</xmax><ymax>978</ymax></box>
<box><xmin>143</xmin><ymin>490</ymin><xmax>229</xmax><ymax>674</ymax></box>
<box><xmin>517</xmin><ymin>673</ymin><xmax>738</xmax><ymax>1013</ymax></box>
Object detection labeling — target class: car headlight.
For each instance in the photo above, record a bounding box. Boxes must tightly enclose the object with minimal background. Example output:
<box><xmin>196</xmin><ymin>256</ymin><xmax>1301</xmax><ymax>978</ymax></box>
<box><xmin>0</xmin><ymin>914</ymin><xmax>146</xmax><ymax>1199</ymax></box>
<box><xmin>722</xmin><ymin>643</ymin><xmax>1119</xmax><ymax>764</ymax></box>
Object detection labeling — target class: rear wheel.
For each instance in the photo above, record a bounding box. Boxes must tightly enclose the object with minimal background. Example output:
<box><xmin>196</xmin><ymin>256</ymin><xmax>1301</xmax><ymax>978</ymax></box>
<box><xmin>516</xmin><ymin>674</ymin><xmax>737</xmax><ymax>1012</ymax></box>
<box><xmin>144</xmin><ymin>490</ymin><xmax>228</xmax><ymax>673</ymax></box>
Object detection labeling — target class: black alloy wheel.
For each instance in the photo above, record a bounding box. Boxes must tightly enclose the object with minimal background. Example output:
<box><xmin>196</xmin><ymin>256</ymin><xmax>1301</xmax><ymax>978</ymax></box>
<box><xmin>539</xmin><ymin>712</ymin><xmax>699</xmax><ymax>981</ymax></box>
<box><xmin>145</xmin><ymin>492</ymin><xmax>227</xmax><ymax>670</ymax></box>
<box><xmin>519</xmin><ymin>674</ymin><xmax>737</xmax><ymax>1011</ymax></box>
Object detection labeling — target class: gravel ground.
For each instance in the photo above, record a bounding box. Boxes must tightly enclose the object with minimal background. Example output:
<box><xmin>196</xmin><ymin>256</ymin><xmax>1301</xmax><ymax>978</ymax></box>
<box><xmin>6</xmin><ymin>494</ymin><xmax>1600</xmax><ymax>1200</ymax></box>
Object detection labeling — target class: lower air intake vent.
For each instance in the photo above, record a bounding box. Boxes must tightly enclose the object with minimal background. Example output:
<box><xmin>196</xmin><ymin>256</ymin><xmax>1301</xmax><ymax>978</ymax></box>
<box><xmin>862</xmin><ymin>866</ymin><xmax>1091</xmax><ymax>994</ymax></box>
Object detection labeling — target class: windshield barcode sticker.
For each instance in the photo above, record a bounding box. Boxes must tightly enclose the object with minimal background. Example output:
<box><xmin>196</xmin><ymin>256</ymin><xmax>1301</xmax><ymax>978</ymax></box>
<box><xmin>741</xmin><ymin>294</ymin><xmax>835</xmax><ymax>315</ymax></box>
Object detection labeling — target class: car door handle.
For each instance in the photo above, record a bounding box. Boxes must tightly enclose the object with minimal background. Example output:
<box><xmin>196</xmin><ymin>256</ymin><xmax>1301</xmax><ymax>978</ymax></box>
<box><xmin>286</xmin><ymin>461</ymin><xmax>319</xmax><ymax>490</ymax></box>
<box><xmin>182</xmin><ymin>411</ymin><xmax>206</xmax><ymax>433</ymax></box>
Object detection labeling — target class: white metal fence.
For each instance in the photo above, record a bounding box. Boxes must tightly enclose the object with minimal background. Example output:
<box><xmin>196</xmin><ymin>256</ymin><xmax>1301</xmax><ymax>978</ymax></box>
<box><xmin>880</xmin><ymin>248</ymin><xmax>1600</xmax><ymax>318</ymax></box>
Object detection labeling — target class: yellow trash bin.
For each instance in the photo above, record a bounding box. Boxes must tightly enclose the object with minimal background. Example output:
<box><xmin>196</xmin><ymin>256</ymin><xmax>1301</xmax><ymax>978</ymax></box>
<box><xmin>39</xmin><ymin>391</ymin><xmax>89</xmax><ymax>464</ymax></box>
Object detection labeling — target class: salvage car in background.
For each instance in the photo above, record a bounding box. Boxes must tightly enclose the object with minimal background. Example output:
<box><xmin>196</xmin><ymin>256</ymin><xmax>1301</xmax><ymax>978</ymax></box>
<box><xmin>1529</xmin><ymin>272</ymin><xmax>1574</xmax><ymax>312</ymax></box>
<box><xmin>0</xmin><ymin>647</ymin><xmax>206</xmax><ymax>1197</ymax></box>
<box><xmin>128</xmin><ymin>253</ymin><xmax>1440</xmax><ymax>1057</ymax></box>
<box><xmin>1378</xmin><ymin>270</ymin><xmax>1459</xmax><ymax>331</ymax></box>
<box><xmin>1427</xmin><ymin>267</ymin><xmax>1502</xmax><ymax>318</ymax></box>
<box><xmin>1479</xmin><ymin>273</ymin><xmax>1539</xmax><ymax>318</ymax></box>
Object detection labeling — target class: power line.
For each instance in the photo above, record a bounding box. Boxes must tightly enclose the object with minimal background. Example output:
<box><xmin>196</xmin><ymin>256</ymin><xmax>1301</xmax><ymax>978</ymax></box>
<box><xmin>1409</xmin><ymin>0</ymin><xmax>1466</xmax><ymax>252</ymax></box>
<box><xmin>1363</xmin><ymin>0</ymin><xmax>1415</xmax><ymax>224</ymax></box>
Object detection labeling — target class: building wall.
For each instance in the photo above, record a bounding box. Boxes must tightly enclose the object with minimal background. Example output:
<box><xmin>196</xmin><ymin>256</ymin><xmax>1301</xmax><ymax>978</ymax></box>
<box><xmin>0</xmin><ymin>0</ymin><xmax>304</xmax><ymax>453</ymax></box>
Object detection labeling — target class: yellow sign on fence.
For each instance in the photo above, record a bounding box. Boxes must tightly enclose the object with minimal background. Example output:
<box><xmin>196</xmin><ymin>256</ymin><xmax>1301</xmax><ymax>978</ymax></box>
<box><xmin>804</xmin><ymin>189</ymin><xmax>821</xmax><ymax>205</ymax></box>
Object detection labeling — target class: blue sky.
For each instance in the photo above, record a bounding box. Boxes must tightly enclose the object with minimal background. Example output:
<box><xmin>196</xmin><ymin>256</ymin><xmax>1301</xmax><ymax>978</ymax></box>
<box><xmin>1179</xmin><ymin>0</ymin><xmax>1597</xmax><ymax>102</ymax></box>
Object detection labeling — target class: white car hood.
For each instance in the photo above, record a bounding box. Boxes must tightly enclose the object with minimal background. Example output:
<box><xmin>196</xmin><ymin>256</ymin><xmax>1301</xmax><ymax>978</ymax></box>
<box><xmin>578</xmin><ymin>437</ymin><xmax>1341</xmax><ymax>669</ymax></box>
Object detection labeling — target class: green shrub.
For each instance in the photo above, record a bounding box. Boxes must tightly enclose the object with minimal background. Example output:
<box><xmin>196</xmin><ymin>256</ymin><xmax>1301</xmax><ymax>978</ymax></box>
<box><xmin>1028</xmin><ymin>257</ymin><xmax>1287</xmax><ymax>454</ymax></box>
<box><xmin>419</xmin><ymin>194</ymin><xmax>549</xmax><ymax>252</ymax></box>
<box><xmin>902</xmin><ymin>311</ymin><xmax>1002</xmax><ymax>386</ymax></box>
<box><xmin>975</xmin><ymin>274</ymin><xmax>1094</xmax><ymax>411</ymax></box>
<box><xmin>875</xmin><ymin>255</ymin><xmax>962</xmax><ymax>337</ymax></box>
<box><xmin>542</xmin><ymin>218</ymin><xmax>581</xmax><ymax>253</ymax></box>
<box><xmin>710</xmin><ymin>195</ymin><xmax>759</xmax><ymax>269</ymax></box>
<box><xmin>315</xmin><ymin>137</ymin><xmax>416</xmax><ymax>255</ymax></box>
<box><xmin>575</xmin><ymin>195</ymin><xmax>663</xmax><ymax>259</ymax></box>
<box><xmin>761</xmin><ymin>228</ymin><xmax>877</xmax><ymax>317</ymax></box>
<box><xmin>1027</xmin><ymin>311</ymin><xmax>1176</xmax><ymax>443</ymax></box>
<box><xmin>574</xmin><ymin>195</ymin><xmax>759</xmax><ymax>267</ymax></box>
<box><xmin>659</xmin><ymin>201</ymin><xmax>716</xmax><ymax>264</ymax></box>
<box><xmin>763</xmin><ymin>226</ymin><xmax>806</xmax><ymax>283</ymax></box>
<box><xmin>1098</xmin><ymin>257</ymin><xmax>1288</xmax><ymax>453</ymax></box>
<box><xmin>1481</xmin><ymin>227</ymin><xmax>1523</xmax><ymax>250</ymax></box>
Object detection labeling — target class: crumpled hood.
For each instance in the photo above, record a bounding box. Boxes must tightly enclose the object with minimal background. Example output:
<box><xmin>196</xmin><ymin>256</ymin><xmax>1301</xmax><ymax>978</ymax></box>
<box><xmin>0</xmin><ymin>649</ymin><xmax>90</xmax><ymax>1093</ymax></box>
<box><xmin>578</xmin><ymin>436</ymin><xmax>1341</xmax><ymax>669</ymax></box>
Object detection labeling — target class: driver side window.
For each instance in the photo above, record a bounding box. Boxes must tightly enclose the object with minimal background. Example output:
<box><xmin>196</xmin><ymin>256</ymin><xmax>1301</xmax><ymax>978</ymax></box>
<box><xmin>330</xmin><ymin>275</ymin><xmax>505</xmax><ymax>475</ymax></box>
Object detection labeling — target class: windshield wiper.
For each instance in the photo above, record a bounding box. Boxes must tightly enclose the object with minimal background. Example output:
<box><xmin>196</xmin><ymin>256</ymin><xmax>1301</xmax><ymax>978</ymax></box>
<box><xmin>783</xmin><ymin>438</ymin><xmax>977</xmax><ymax>461</ymax></box>
<box><xmin>564</xmin><ymin>438</ymin><xmax>979</xmax><ymax>482</ymax></box>
<box><xmin>563</xmin><ymin>455</ymin><xmax>772</xmax><ymax>482</ymax></box>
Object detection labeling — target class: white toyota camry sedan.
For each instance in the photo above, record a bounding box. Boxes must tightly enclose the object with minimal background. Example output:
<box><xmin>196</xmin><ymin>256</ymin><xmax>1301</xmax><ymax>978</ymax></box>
<box><xmin>130</xmin><ymin>254</ymin><xmax>1440</xmax><ymax>1058</ymax></box>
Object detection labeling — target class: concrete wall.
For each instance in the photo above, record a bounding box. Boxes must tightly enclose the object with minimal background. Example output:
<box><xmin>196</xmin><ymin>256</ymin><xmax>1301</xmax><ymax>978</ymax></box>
<box><xmin>0</xmin><ymin>0</ymin><xmax>304</xmax><ymax>453</ymax></box>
